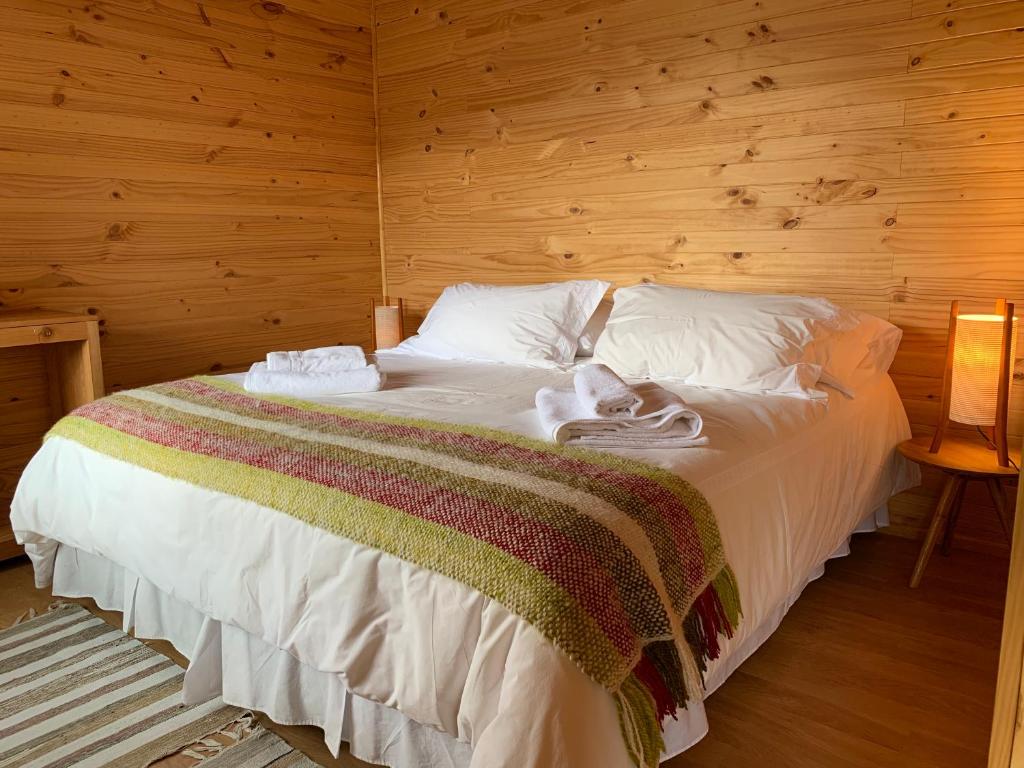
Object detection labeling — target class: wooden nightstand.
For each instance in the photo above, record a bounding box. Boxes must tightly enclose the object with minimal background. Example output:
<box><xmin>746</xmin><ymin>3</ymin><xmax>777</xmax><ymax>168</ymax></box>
<box><xmin>0</xmin><ymin>308</ymin><xmax>104</xmax><ymax>561</ymax></box>
<box><xmin>898</xmin><ymin>435</ymin><xmax>1020</xmax><ymax>588</ymax></box>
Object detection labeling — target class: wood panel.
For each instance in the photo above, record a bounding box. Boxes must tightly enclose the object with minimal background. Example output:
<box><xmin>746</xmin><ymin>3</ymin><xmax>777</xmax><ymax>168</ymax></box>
<box><xmin>375</xmin><ymin>0</ymin><xmax>1024</xmax><ymax>548</ymax></box>
<box><xmin>0</xmin><ymin>0</ymin><xmax>382</xmax><ymax>553</ymax></box>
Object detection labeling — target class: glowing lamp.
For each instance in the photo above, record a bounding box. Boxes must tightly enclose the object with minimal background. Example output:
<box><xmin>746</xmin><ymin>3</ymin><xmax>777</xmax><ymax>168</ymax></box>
<box><xmin>931</xmin><ymin>299</ymin><xmax>1018</xmax><ymax>467</ymax></box>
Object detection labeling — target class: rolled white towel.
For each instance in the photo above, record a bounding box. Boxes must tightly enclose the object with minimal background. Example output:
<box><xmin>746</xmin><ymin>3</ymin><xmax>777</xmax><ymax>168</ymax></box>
<box><xmin>244</xmin><ymin>361</ymin><xmax>384</xmax><ymax>397</ymax></box>
<box><xmin>266</xmin><ymin>345</ymin><xmax>366</xmax><ymax>373</ymax></box>
<box><xmin>574</xmin><ymin>363</ymin><xmax>643</xmax><ymax>417</ymax></box>
<box><xmin>536</xmin><ymin>381</ymin><xmax>706</xmax><ymax>448</ymax></box>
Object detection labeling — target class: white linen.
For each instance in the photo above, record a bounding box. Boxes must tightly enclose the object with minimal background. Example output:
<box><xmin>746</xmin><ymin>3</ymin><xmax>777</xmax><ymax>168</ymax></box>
<box><xmin>816</xmin><ymin>310</ymin><xmax>904</xmax><ymax>397</ymax></box>
<box><xmin>12</xmin><ymin>354</ymin><xmax>918</xmax><ymax>768</ymax></box>
<box><xmin>576</xmin><ymin>299</ymin><xmax>612</xmax><ymax>357</ymax></box>
<box><xmin>48</xmin><ymin>510</ymin><xmax>882</xmax><ymax>768</ymax></box>
<box><xmin>593</xmin><ymin>284</ymin><xmax>858</xmax><ymax>399</ymax></box>
<box><xmin>267</xmin><ymin>346</ymin><xmax>367</xmax><ymax>373</ymax></box>
<box><xmin>573</xmin><ymin>363</ymin><xmax>642</xmax><ymax>417</ymax></box>
<box><xmin>391</xmin><ymin>280</ymin><xmax>609</xmax><ymax>367</ymax></box>
<box><xmin>244</xmin><ymin>361</ymin><xmax>383</xmax><ymax>396</ymax></box>
<box><xmin>537</xmin><ymin>381</ymin><xmax>706</xmax><ymax>448</ymax></box>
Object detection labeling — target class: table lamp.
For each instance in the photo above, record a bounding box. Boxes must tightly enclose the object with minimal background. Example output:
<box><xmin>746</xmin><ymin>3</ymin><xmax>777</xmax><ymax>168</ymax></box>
<box><xmin>370</xmin><ymin>296</ymin><xmax>405</xmax><ymax>350</ymax></box>
<box><xmin>930</xmin><ymin>298</ymin><xmax>1018</xmax><ymax>467</ymax></box>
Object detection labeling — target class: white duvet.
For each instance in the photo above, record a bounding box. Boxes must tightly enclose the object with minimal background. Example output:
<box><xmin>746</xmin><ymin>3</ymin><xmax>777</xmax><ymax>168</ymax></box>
<box><xmin>11</xmin><ymin>354</ymin><xmax>917</xmax><ymax>768</ymax></box>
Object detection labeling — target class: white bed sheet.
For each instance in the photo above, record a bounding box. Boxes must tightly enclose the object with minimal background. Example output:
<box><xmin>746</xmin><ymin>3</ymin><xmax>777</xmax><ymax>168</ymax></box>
<box><xmin>12</xmin><ymin>354</ymin><xmax>918</xmax><ymax>768</ymax></box>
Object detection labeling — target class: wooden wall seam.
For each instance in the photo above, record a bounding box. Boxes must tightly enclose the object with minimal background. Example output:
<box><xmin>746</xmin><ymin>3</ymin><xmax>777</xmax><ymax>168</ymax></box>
<box><xmin>371</xmin><ymin>0</ymin><xmax>390</xmax><ymax>298</ymax></box>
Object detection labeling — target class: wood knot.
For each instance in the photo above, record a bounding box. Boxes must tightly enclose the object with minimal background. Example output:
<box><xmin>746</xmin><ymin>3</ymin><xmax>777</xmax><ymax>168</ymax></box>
<box><xmin>424</xmin><ymin>144</ymin><xmax>432</xmax><ymax>152</ymax></box>
<box><xmin>568</xmin><ymin>206</ymin><xmax>582</xmax><ymax>215</ymax></box>
<box><xmin>884</xmin><ymin>217</ymin><xmax>896</xmax><ymax>227</ymax></box>
<box><xmin>52</xmin><ymin>92</ymin><xmax>65</xmax><ymax>106</ymax></box>
<box><xmin>418</xmin><ymin>109</ymin><xmax>426</xmax><ymax>118</ymax></box>
<box><xmin>911</xmin><ymin>56</ymin><xmax>921</xmax><ymax>66</ymax></box>
<box><xmin>782</xmin><ymin>217</ymin><xmax>800</xmax><ymax>230</ymax></box>
<box><xmin>700</xmin><ymin>99</ymin><xmax>712</xmax><ymax>110</ymax></box>
<box><xmin>731</xmin><ymin>252</ymin><xmax>744</xmax><ymax>260</ymax></box>
<box><xmin>106</xmin><ymin>223</ymin><xmax>124</xmax><ymax>240</ymax></box>
<box><xmin>260</xmin><ymin>1</ymin><xmax>285</xmax><ymax>14</ymax></box>
<box><xmin>740</xmin><ymin>197</ymin><xmax>755</xmax><ymax>206</ymax></box>
<box><xmin>861</xmin><ymin>186</ymin><xmax>878</xmax><ymax>198</ymax></box>
<box><xmin>320</xmin><ymin>52</ymin><xmax>347</xmax><ymax>70</ymax></box>
<box><xmin>726</xmin><ymin>187</ymin><xmax>742</xmax><ymax>197</ymax></box>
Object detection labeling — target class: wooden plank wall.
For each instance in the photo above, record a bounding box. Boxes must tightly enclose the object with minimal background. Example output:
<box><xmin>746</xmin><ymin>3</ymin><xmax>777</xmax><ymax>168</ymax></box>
<box><xmin>374</xmin><ymin>0</ymin><xmax>1024</xmax><ymax>550</ymax></box>
<box><xmin>0</xmin><ymin>0</ymin><xmax>381</xmax><ymax>554</ymax></box>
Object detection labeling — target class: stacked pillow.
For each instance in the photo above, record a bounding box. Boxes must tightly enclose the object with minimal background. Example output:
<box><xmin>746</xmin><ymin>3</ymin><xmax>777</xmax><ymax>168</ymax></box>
<box><xmin>590</xmin><ymin>284</ymin><xmax>900</xmax><ymax>399</ymax></box>
<box><xmin>391</xmin><ymin>280</ymin><xmax>609</xmax><ymax>367</ymax></box>
<box><xmin>393</xmin><ymin>281</ymin><xmax>901</xmax><ymax>399</ymax></box>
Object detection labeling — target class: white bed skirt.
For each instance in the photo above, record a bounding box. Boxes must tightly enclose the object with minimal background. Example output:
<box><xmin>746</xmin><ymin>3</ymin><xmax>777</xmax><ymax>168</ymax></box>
<box><xmin>47</xmin><ymin>506</ymin><xmax>888</xmax><ymax>768</ymax></box>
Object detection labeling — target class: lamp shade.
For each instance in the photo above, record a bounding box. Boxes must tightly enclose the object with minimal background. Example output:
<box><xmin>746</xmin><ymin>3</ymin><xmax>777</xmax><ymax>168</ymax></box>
<box><xmin>949</xmin><ymin>313</ymin><xmax>1018</xmax><ymax>426</ymax></box>
<box><xmin>373</xmin><ymin>304</ymin><xmax>404</xmax><ymax>349</ymax></box>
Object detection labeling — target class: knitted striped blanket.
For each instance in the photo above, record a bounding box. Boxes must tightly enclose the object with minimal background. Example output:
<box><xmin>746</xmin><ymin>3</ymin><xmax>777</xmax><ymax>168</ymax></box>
<box><xmin>48</xmin><ymin>376</ymin><xmax>741</xmax><ymax>768</ymax></box>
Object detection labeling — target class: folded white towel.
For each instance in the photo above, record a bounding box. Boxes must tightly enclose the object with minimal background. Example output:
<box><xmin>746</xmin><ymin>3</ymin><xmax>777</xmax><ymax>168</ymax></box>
<box><xmin>536</xmin><ymin>381</ymin><xmax>707</xmax><ymax>448</ymax></box>
<box><xmin>574</xmin><ymin>363</ymin><xmax>643</xmax><ymax>417</ymax></box>
<box><xmin>266</xmin><ymin>346</ymin><xmax>366</xmax><ymax>373</ymax></box>
<box><xmin>244</xmin><ymin>362</ymin><xmax>384</xmax><ymax>397</ymax></box>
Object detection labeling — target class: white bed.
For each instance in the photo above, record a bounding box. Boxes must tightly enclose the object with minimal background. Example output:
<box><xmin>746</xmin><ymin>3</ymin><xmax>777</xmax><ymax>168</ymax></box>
<box><xmin>11</xmin><ymin>353</ymin><xmax>918</xmax><ymax>768</ymax></box>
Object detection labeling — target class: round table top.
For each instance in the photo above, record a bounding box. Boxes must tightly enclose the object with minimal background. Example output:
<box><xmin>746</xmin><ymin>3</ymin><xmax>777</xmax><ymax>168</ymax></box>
<box><xmin>897</xmin><ymin>435</ymin><xmax>1021</xmax><ymax>477</ymax></box>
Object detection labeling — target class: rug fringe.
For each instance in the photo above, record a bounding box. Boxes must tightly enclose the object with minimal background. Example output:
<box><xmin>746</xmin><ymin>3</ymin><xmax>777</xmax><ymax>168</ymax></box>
<box><xmin>8</xmin><ymin>600</ymin><xmax>68</xmax><ymax>628</ymax></box>
<box><xmin>142</xmin><ymin>711</ymin><xmax>257</xmax><ymax>768</ymax></box>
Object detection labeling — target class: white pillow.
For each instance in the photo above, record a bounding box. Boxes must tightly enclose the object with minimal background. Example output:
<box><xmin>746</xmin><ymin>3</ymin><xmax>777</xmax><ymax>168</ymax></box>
<box><xmin>817</xmin><ymin>311</ymin><xmax>902</xmax><ymax>396</ymax></box>
<box><xmin>576</xmin><ymin>299</ymin><xmax>612</xmax><ymax>357</ymax></box>
<box><xmin>393</xmin><ymin>280</ymin><xmax>609</xmax><ymax>366</ymax></box>
<box><xmin>592</xmin><ymin>285</ymin><xmax>850</xmax><ymax>399</ymax></box>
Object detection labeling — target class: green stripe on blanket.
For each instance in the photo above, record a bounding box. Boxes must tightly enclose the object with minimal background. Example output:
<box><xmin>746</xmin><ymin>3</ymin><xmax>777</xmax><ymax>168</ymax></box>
<box><xmin>48</xmin><ymin>376</ymin><xmax>741</xmax><ymax>768</ymax></box>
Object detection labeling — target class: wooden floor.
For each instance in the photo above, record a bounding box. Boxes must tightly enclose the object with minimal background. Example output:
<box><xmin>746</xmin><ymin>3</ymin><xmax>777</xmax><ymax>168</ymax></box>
<box><xmin>0</xmin><ymin>534</ymin><xmax>1006</xmax><ymax>768</ymax></box>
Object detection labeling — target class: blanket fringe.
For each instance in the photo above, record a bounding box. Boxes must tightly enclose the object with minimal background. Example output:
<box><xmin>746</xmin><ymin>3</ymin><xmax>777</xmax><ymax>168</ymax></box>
<box><xmin>615</xmin><ymin>677</ymin><xmax>664</xmax><ymax>768</ymax></box>
<box><xmin>618</xmin><ymin>566</ymin><xmax>742</xmax><ymax>768</ymax></box>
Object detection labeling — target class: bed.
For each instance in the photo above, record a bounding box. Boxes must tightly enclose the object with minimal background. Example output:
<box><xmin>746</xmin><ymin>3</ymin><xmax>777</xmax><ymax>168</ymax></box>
<box><xmin>11</xmin><ymin>351</ymin><xmax>918</xmax><ymax>768</ymax></box>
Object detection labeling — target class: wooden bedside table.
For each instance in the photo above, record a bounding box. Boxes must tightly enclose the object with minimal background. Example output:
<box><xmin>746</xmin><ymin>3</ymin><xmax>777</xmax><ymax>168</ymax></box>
<box><xmin>898</xmin><ymin>435</ymin><xmax>1020</xmax><ymax>587</ymax></box>
<box><xmin>0</xmin><ymin>308</ymin><xmax>104</xmax><ymax>560</ymax></box>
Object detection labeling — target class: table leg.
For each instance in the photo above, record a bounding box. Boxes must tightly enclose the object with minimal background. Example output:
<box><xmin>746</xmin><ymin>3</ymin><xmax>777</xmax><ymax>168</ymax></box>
<box><xmin>940</xmin><ymin>477</ymin><xmax>968</xmax><ymax>556</ymax></box>
<box><xmin>911</xmin><ymin>473</ymin><xmax>964</xmax><ymax>588</ymax></box>
<box><xmin>985</xmin><ymin>477</ymin><xmax>1013</xmax><ymax>542</ymax></box>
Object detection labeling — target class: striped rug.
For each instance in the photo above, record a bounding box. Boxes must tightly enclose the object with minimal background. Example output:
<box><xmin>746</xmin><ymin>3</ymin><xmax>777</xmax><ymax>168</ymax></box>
<box><xmin>0</xmin><ymin>603</ymin><xmax>321</xmax><ymax>768</ymax></box>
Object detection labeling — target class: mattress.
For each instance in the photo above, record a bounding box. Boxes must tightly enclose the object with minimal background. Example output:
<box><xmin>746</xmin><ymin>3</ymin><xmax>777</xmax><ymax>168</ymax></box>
<box><xmin>11</xmin><ymin>354</ymin><xmax>918</xmax><ymax>768</ymax></box>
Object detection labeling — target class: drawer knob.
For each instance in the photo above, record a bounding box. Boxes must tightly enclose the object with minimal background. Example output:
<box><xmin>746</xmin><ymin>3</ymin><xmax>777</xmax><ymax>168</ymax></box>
<box><xmin>40</xmin><ymin>326</ymin><xmax>54</xmax><ymax>338</ymax></box>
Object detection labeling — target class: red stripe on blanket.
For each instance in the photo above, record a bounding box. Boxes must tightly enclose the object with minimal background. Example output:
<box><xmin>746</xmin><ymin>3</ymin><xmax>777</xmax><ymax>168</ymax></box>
<box><xmin>83</xmin><ymin>399</ymin><xmax>641</xmax><ymax>657</ymax></box>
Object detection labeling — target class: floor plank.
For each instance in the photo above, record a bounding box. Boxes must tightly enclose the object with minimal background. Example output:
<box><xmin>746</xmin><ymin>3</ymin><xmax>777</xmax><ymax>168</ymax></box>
<box><xmin>0</xmin><ymin>533</ymin><xmax>1005</xmax><ymax>768</ymax></box>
